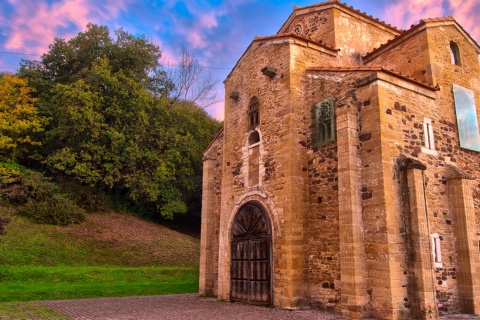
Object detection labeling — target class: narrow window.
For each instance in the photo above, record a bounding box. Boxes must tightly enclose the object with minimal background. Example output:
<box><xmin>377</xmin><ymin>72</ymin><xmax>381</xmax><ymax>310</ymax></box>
<box><xmin>431</xmin><ymin>233</ymin><xmax>442</xmax><ymax>268</ymax></box>
<box><xmin>311</xmin><ymin>97</ymin><xmax>335</xmax><ymax>147</ymax></box>
<box><xmin>450</xmin><ymin>41</ymin><xmax>461</xmax><ymax>66</ymax></box>
<box><xmin>422</xmin><ymin>118</ymin><xmax>437</xmax><ymax>155</ymax></box>
<box><xmin>248</xmin><ymin>97</ymin><xmax>259</xmax><ymax>129</ymax></box>
<box><xmin>248</xmin><ymin>130</ymin><xmax>260</xmax><ymax>186</ymax></box>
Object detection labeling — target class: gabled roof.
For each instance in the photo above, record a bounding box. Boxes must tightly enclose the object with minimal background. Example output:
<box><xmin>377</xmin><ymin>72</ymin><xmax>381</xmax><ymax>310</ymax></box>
<box><xmin>225</xmin><ymin>32</ymin><xmax>340</xmax><ymax>82</ymax></box>
<box><xmin>363</xmin><ymin>16</ymin><xmax>480</xmax><ymax>60</ymax></box>
<box><xmin>307</xmin><ymin>66</ymin><xmax>440</xmax><ymax>91</ymax></box>
<box><xmin>278</xmin><ymin>0</ymin><xmax>403</xmax><ymax>35</ymax></box>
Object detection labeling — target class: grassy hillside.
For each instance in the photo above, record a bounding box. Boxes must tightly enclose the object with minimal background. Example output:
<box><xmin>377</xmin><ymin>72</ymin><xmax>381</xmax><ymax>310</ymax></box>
<box><xmin>0</xmin><ymin>211</ymin><xmax>201</xmax><ymax>303</ymax></box>
<box><xmin>0</xmin><ymin>212</ymin><xmax>200</xmax><ymax>267</ymax></box>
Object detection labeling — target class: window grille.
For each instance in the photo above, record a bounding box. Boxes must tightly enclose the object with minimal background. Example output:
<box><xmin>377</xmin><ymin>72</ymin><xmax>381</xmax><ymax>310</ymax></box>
<box><xmin>248</xmin><ymin>97</ymin><xmax>259</xmax><ymax>129</ymax></box>
<box><xmin>311</xmin><ymin>97</ymin><xmax>335</xmax><ymax>147</ymax></box>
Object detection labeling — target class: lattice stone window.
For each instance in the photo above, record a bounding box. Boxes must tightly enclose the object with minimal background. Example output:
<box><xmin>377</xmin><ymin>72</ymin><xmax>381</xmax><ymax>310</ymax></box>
<box><xmin>450</xmin><ymin>41</ymin><xmax>461</xmax><ymax>66</ymax></box>
<box><xmin>311</xmin><ymin>97</ymin><xmax>335</xmax><ymax>147</ymax></box>
<box><xmin>248</xmin><ymin>97</ymin><xmax>259</xmax><ymax>129</ymax></box>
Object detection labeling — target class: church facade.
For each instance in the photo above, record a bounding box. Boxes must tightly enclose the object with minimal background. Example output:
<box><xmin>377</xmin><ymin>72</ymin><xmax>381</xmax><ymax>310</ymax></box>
<box><xmin>199</xmin><ymin>1</ymin><xmax>480</xmax><ymax>319</ymax></box>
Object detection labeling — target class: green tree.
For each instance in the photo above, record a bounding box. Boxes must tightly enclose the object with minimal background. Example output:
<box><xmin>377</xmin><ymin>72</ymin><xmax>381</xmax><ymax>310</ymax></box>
<box><xmin>19</xmin><ymin>25</ymin><xmax>221</xmax><ymax>219</ymax></box>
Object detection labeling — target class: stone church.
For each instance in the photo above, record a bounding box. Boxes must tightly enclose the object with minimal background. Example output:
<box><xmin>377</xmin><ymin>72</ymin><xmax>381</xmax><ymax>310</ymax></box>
<box><xmin>199</xmin><ymin>1</ymin><xmax>480</xmax><ymax>319</ymax></box>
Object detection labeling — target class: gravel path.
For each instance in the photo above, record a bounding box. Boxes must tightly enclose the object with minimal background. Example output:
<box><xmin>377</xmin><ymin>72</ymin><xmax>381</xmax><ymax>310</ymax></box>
<box><xmin>39</xmin><ymin>294</ymin><xmax>479</xmax><ymax>320</ymax></box>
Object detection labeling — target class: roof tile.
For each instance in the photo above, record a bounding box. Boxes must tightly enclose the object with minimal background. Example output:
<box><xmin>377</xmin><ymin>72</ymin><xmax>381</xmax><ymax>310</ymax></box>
<box><xmin>363</xmin><ymin>16</ymin><xmax>478</xmax><ymax>60</ymax></box>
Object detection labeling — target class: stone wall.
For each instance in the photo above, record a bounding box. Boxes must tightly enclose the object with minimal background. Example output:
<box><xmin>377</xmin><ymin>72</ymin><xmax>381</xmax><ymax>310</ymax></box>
<box><xmin>364</xmin><ymin>27</ymin><xmax>431</xmax><ymax>82</ymax></box>
<box><xmin>332</xmin><ymin>8</ymin><xmax>399</xmax><ymax>65</ymax></box>
<box><xmin>282</xmin><ymin>4</ymin><xmax>400</xmax><ymax>66</ymax></box>
<box><xmin>219</xmin><ymin>37</ymin><xmax>309</xmax><ymax>307</ymax></box>
<box><xmin>199</xmin><ymin>130</ymin><xmax>224</xmax><ymax>296</ymax></box>
<box><xmin>201</xmin><ymin>3</ymin><xmax>480</xmax><ymax>318</ymax></box>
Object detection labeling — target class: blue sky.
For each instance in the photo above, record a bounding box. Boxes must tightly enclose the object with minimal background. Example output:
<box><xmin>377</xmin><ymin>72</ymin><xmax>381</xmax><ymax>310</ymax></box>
<box><xmin>0</xmin><ymin>0</ymin><xmax>479</xmax><ymax>119</ymax></box>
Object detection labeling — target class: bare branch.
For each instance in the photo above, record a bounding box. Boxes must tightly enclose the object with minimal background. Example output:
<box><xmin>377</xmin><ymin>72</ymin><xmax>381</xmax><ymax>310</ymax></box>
<box><xmin>164</xmin><ymin>48</ymin><xmax>220</xmax><ymax>109</ymax></box>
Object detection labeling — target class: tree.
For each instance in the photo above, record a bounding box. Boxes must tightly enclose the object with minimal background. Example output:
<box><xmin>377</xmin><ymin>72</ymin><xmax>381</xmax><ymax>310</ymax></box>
<box><xmin>0</xmin><ymin>74</ymin><xmax>46</xmax><ymax>161</ymax></box>
<box><xmin>19</xmin><ymin>25</ymin><xmax>221</xmax><ymax>219</ymax></box>
<box><xmin>166</xmin><ymin>48</ymin><xmax>219</xmax><ymax>109</ymax></box>
<box><xmin>20</xmin><ymin>23</ymin><xmax>172</xmax><ymax>95</ymax></box>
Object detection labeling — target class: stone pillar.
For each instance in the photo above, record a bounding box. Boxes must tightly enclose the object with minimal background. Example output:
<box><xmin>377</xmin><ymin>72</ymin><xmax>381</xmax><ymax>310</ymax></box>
<box><xmin>447</xmin><ymin>166</ymin><xmax>480</xmax><ymax>315</ymax></box>
<box><xmin>337</xmin><ymin>101</ymin><xmax>367</xmax><ymax>318</ymax></box>
<box><xmin>401</xmin><ymin>159</ymin><xmax>438</xmax><ymax>319</ymax></box>
<box><xmin>199</xmin><ymin>151</ymin><xmax>218</xmax><ymax>296</ymax></box>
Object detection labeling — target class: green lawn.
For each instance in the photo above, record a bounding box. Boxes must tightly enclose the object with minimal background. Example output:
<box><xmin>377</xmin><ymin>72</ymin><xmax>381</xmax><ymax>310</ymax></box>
<box><xmin>0</xmin><ymin>212</ymin><xmax>200</xmax><ymax>304</ymax></box>
<box><xmin>0</xmin><ymin>265</ymin><xmax>198</xmax><ymax>302</ymax></box>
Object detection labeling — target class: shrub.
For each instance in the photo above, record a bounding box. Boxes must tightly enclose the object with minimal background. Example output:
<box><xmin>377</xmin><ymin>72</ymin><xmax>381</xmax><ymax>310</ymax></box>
<box><xmin>1</xmin><ymin>169</ymin><xmax>85</xmax><ymax>225</ymax></box>
<box><xmin>18</xmin><ymin>194</ymin><xmax>85</xmax><ymax>225</ymax></box>
<box><xmin>1</xmin><ymin>169</ymin><xmax>57</xmax><ymax>205</ymax></box>
<box><xmin>56</xmin><ymin>177</ymin><xmax>110</xmax><ymax>212</ymax></box>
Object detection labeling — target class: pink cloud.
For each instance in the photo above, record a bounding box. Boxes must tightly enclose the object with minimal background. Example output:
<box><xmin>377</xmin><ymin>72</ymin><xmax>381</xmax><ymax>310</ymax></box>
<box><xmin>383</xmin><ymin>0</ymin><xmax>479</xmax><ymax>43</ymax></box>
<box><xmin>176</xmin><ymin>11</ymin><xmax>222</xmax><ymax>49</ymax></box>
<box><xmin>383</xmin><ymin>0</ymin><xmax>444</xmax><ymax>30</ymax></box>
<box><xmin>447</xmin><ymin>0</ymin><xmax>480</xmax><ymax>43</ymax></box>
<box><xmin>4</xmin><ymin>0</ymin><xmax>132</xmax><ymax>56</ymax></box>
<box><xmin>199</xmin><ymin>13</ymin><xmax>219</xmax><ymax>29</ymax></box>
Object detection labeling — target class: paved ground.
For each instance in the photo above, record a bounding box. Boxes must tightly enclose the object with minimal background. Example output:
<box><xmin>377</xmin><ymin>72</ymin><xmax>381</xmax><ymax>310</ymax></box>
<box><xmin>38</xmin><ymin>294</ymin><xmax>479</xmax><ymax>320</ymax></box>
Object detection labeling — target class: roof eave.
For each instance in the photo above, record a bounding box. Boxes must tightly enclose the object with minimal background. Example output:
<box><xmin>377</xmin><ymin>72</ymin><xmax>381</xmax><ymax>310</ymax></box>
<box><xmin>363</xmin><ymin>17</ymin><xmax>480</xmax><ymax>61</ymax></box>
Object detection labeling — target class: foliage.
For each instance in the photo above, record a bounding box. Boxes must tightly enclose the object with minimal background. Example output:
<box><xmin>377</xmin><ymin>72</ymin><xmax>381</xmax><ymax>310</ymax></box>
<box><xmin>56</xmin><ymin>176</ymin><xmax>110</xmax><ymax>212</ymax></box>
<box><xmin>1</xmin><ymin>169</ymin><xmax>85</xmax><ymax>225</ymax></box>
<box><xmin>19</xmin><ymin>24</ymin><xmax>222</xmax><ymax>219</ymax></box>
<box><xmin>0</xmin><ymin>161</ymin><xmax>23</xmax><ymax>186</ymax></box>
<box><xmin>18</xmin><ymin>194</ymin><xmax>85</xmax><ymax>225</ymax></box>
<box><xmin>0</xmin><ymin>74</ymin><xmax>46</xmax><ymax>161</ymax></box>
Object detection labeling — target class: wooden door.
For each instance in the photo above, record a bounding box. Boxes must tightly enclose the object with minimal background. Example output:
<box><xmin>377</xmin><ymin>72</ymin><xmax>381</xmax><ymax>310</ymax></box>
<box><xmin>230</xmin><ymin>202</ymin><xmax>271</xmax><ymax>306</ymax></box>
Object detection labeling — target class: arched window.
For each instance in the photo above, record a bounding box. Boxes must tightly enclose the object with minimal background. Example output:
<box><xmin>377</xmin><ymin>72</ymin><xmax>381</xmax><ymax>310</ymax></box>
<box><xmin>248</xmin><ymin>97</ymin><xmax>259</xmax><ymax>129</ymax></box>
<box><xmin>450</xmin><ymin>41</ymin><xmax>461</xmax><ymax>66</ymax></box>
<box><xmin>248</xmin><ymin>130</ymin><xmax>260</xmax><ymax>145</ymax></box>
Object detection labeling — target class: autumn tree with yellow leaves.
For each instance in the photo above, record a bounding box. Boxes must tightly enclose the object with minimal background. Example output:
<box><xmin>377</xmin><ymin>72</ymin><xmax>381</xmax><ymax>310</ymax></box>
<box><xmin>0</xmin><ymin>74</ymin><xmax>46</xmax><ymax>161</ymax></box>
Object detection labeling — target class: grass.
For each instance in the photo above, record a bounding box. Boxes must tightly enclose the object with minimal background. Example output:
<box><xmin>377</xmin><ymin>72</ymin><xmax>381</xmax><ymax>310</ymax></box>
<box><xmin>0</xmin><ymin>301</ymin><xmax>68</xmax><ymax>319</ymax></box>
<box><xmin>0</xmin><ymin>265</ymin><xmax>198</xmax><ymax>302</ymax></box>
<box><xmin>0</xmin><ymin>213</ymin><xmax>200</xmax><ymax>267</ymax></box>
<box><xmin>0</xmin><ymin>210</ymin><xmax>200</xmax><ymax>306</ymax></box>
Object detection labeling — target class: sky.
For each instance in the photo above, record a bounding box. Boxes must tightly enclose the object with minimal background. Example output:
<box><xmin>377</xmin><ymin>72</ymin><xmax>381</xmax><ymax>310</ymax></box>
<box><xmin>0</xmin><ymin>0</ymin><xmax>479</xmax><ymax>120</ymax></box>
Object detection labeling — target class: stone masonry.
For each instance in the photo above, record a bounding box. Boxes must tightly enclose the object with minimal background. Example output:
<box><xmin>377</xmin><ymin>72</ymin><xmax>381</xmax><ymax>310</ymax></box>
<box><xmin>200</xmin><ymin>1</ymin><xmax>480</xmax><ymax>319</ymax></box>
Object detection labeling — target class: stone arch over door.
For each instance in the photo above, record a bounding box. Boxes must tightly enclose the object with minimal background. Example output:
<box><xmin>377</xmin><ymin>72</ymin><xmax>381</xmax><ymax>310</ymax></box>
<box><xmin>230</xmin><ymin>201</ymin><xmax>272</xmax><ymax>306</ymax></box>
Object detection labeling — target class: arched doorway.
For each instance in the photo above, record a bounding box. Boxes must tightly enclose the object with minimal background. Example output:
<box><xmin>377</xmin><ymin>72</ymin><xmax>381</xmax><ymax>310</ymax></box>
<box><xmin>230</xmin><ymin>202</ymin><xmax>272</xmax><ymax>306</ymax></box>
